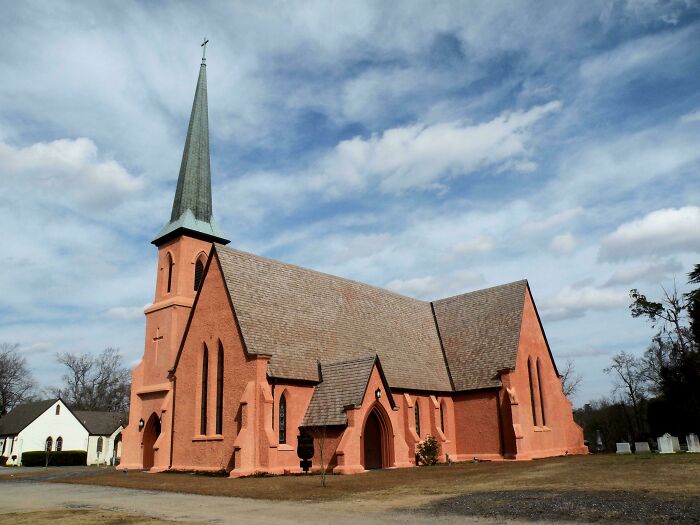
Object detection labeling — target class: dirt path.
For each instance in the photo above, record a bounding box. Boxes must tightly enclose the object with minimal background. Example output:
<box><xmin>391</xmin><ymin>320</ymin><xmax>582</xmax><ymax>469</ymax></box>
<box><xmin>0</xmin><ymin>481</ymin><xmax>540</xmax><ymax>525</ymax></box>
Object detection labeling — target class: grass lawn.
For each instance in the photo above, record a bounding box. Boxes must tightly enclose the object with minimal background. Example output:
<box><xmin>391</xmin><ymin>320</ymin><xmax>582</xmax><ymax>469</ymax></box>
<box><xmin>50</xmin><ymin>453</ymin><xmax>700</xmax><ymax>504</ymax></box>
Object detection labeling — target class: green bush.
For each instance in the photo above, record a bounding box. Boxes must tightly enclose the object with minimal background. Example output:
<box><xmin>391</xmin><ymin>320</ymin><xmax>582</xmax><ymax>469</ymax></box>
<box><xmin>21</xmin><ymin>450</ymin><xmax>87</xmax><ymax>467</ymax></box>
<box><xmin>417</xmin><ymin>435</ymin><xmax>440</xmax><ymax>466</ymax></box>
<box><xmin>0</xmin><ymin>456</ymin><xmax>7</xmax><ymax>466</ymax></box>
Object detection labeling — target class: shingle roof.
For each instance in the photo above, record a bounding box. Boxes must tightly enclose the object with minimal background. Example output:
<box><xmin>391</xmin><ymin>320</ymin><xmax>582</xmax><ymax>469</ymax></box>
<box><xmin>301</xmin><ymin>356</ymin><xmax>377</xmax><ymax>427</ymax></box>
<box><xmin>0</xmin><ymin>399</ymin><xmax>57</xmax><ymax>435</ymax></box>
<box><xmin>432</xmin><ymin>280</ymin><xmax>527</xmax><ymax>391</ymax></box>
<box><xmin>73</xmin><ymin>411</ymin><xmax>128</xmax><ymax>435</ymax></box>
<box><xmin>215</xmin><ymin>245</ymin><xmax>453</xmax><ymax>391</ymax></box>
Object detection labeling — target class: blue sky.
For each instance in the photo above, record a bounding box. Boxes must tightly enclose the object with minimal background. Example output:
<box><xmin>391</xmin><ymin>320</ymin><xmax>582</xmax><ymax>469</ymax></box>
<box><xmin>1</xmin><ymin>1</ymin><xmax>699</xmax><ymax>406</ymax></box>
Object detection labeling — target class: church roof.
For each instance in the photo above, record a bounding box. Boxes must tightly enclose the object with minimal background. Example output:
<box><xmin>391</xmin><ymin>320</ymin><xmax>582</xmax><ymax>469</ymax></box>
<box><xmin>213</xmin><ymin>245</ymin><xmax>531</xmax><ymax>392</ymax></box>
<box><xmin>153</xmin><ymin>58</ymin><xmax>229</xmax><ymax>246</ymax></box>
<box><xmin>432</xmin><ymin>280</ymin><xmax>528</xmax><ymax>391</ymax></box>
<box><xmin>0</xmin><ymin>399</ymin><xmax>57</xmax><ymax>436</ymax></box>
<box><xmin>301</xmin><ymin>356</ymin><xmax>391</xmax><ymax>427</ymax></box>
<box><xmin>73</xmin><ymin>411</ymin><xmax>128</xmax><ymax>436</ymax></box>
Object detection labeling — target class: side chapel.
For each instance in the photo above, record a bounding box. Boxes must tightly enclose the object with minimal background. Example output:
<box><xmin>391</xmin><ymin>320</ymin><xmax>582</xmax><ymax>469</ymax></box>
<box><xmin>120</xmin><ymin>50</ymin><xmax>587</xmax><ymax>476</ymax></box>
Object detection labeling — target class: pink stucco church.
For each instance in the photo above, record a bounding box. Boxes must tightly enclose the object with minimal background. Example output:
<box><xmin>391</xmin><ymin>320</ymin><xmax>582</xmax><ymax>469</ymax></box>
<box><xmin>120</xmin><ymin>50</ymin><xmax>587</xmax><ymax>476</ymax></box>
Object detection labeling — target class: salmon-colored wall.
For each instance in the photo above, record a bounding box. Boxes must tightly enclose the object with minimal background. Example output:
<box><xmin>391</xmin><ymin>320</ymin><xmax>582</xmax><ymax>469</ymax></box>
<box><xmin>170</xmin><ymin>252</ymin><xmax>260</xmax><ymax>473</ymax></box>
<box><xmin>500</xmin><ymin>288</ymin><xmax>588</xmax><ymax>459</ymax></box>
<box><xmin>452</xmin><ymin>390</ymin><xmax>503</xmax><ymax>460</ymax></box>
<box><xmin>121</xmin><ymin>236</ymin><xmax>213</xmax><ymax>471</ymax></box>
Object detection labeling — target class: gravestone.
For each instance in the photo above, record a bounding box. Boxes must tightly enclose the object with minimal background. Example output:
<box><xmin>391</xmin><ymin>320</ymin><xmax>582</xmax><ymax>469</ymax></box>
<box><xmin>596</xmin><ymin>430</ymin><xmax>604</xmax><ymax>452</ymax></box>
<box><xmin>634</xmin><ymin>442</ymin><xmax>650</xmax><ymax>453</ymax></box>
<box><xmin>671</xmin><ymin>436</ymin><xmax>681</xmax><ymax>452</ymax></box>
<box><xmin>657</xmin><ymin>433</ymin><xmax>675</xmax><ymax>454</ymax></box>
<box><xmin>687</xmin><ymin>434</ymin><xmax>700</xmax><ymax>453</ymax></box>
<box><xmin>616</xmin><ymin>442</ymin><xmax>631</xmax><ymax>454</ymax></box>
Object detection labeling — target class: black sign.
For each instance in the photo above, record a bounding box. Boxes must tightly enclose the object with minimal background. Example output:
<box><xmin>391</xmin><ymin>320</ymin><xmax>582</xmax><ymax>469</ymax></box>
<box><xmin>297</xmin><ymin>433</ymin><xmax>314</xmax><ymax>460</ymax></box>
<box><xmin>300</xmin><ymin>458</ymin><xmax>312</xmax><ymax>473</ymax></box>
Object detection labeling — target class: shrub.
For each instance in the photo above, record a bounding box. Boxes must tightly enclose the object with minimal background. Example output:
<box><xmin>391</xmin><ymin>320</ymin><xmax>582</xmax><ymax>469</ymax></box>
<box><xmin>21</xmin><ymin>450</ymin><xmax>87</xmax><ymax>467</ymax></box>
<box><xmin>0</xmin><ymin>456</ymin><xmax>7</xmax><ymax>466</ymax></box>
<box><xmin>417</xmin><ymin>435</ymin><xmax>440</xmax><ymax>465</ymax></box>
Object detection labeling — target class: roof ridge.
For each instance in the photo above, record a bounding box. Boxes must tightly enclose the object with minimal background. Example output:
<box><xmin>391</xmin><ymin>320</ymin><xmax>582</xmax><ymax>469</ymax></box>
<box><xmin>432</xmin><ymin>279</ymin><xmax>528</xmax><ymax>304</ymax></box>
<box><xmin>215</xmin><ymin>244</ymin><xmax>430</xmax><ymax>304</ymax></box>
<box><xmin>320</xmin><ymin>355</ymin><xmax>377</xmax><ymax>368</ymax></box>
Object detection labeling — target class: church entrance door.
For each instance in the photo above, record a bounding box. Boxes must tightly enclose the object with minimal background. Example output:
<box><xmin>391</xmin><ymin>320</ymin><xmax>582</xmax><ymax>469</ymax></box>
<box><xmin>363</xmin><ymin>409</ymin><xmax>384</xmax><ymax>470</ymax></box>
<box><xmin>142</xmin><ymin>413</ymin><xmax>161</xmax><ymax>469</ymax></box>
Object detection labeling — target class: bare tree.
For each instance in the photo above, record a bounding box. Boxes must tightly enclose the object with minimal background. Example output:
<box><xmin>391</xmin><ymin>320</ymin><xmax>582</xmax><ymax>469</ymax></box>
<box><xmin>604</xmin><ymin>351</ymin><xmax>648</xmax><ymax>438</ymax></box>
<box><xmin>50</xmin><ymin>347</ymin><xmax>130</xmax><ymax>412</ymax></box>
<box><xmin>630</xmin><ymin>283</ymin><xmax>692</xmax><ymax>355</ymax></box>
<box><xmin>308</xmin><ymin>425</ymin><xmax>329</xmax><ymax>487</ymax></box>
<box><xmin>0</xmin><ymin>343</ymin><xmax>36</xmax><ymax>415</ymax></box>
<box><xmin>560</xmin><ymin>358</ymin><xmax>583</xmax><ymax>399</ymax></box>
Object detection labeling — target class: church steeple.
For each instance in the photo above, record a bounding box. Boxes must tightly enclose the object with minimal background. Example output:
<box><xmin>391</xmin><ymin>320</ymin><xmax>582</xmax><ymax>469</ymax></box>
<box><xmin>153</xmin><ymin>40</ymin><xmax>229</xmax><ymax>246</ymax></box>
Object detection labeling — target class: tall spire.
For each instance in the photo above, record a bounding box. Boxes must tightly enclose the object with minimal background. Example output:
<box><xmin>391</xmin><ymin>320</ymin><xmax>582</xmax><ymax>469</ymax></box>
<box><xmin>153</xmin><ymin>41</ymin><xmax>229</xmax><ymax>246</ymax></box>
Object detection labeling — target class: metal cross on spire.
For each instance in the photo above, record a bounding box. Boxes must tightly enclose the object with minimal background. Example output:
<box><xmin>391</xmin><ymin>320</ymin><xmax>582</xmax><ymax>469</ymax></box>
<box><xmin>201</xmin><ymin>37</ymin><xmax>209</xmax><ymax>63</ymax></box>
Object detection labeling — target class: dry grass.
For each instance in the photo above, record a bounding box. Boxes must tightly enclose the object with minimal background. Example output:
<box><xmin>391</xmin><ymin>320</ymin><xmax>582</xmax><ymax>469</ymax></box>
<box><xmin>0</xmin><ymin>509</ymin><xmax>191</xmax><ymax>524</ymax></box>
<box><xmin>50</xmin><ymin>454</ymin><xmax>700</xmax><ymax>504</ymax></box>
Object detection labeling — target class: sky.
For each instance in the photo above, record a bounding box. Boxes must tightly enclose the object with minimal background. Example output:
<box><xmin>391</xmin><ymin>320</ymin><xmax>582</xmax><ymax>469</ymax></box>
<box><xmin>1</xmin><ymin>1</ymin><xmax>699</xmax><ymax>407</ymax></box>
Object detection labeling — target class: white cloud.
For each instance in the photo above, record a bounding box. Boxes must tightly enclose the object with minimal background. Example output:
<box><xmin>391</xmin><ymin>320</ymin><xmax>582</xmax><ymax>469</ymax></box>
<box><xmin>600</xmin><ymin>206</ymin><xmax>700</xmax><ymax>261</ymax></box>
<box><xmin>452</xmin><ymin>235</ymin><xmax>495</xmax><ymax>255</ymax></box>
<box><xmin>104</xmin><ymin>306</ymin><xmax>147</xmax><ymax>321</ymax></box>
<box><xmin>522</xmin><ymin>207</ymin><xmax>584</xmax><ymax>235</ymax></box>
<box><xmin>0</xmin><ymin>137</ymin><xmax>142</xmax><ymax>211</ymax></box>
<box><xmin>550</xmin><ymin>233</ymin><xmax>577</xmax><ymax>255</ymax></box>
<box><xmin>680</xmin><ymin>108</ymin><xmax>700</xmax><ymax>124</ymax></box>
<box><xmin>604</xmin><ymin>258</ymin><xmax>684</xmax><ymax>286</ymax></box>
<box><xmin>541</xmin><ymin>285</ymin><xmax>629</xmax><ymax>321</ymax></box>
<box><xmin>385</xmin><ymin>270</ymin><xmax>484</xmax><ymax>300</ymax></box>
<box><xmin>311</xmin><ymin>101</ymin><xmax>562</xmax><ymax>195</ymax></box>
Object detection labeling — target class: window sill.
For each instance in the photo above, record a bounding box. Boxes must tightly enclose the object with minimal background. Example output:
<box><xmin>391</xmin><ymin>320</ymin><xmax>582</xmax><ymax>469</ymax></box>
<box><xmin>278</xmin><ymin>444</ymin><xmax>294</xmax><ymax>452</ymax></box>
<box><xmin>533</xmin><ymin>426</ymin><xmax>551</xmax><ymax>433</ymax></box>
<box><xmin>192</xmin><ymin>434</ymin><xmax>224</xmax><ymax>442</ymax></box>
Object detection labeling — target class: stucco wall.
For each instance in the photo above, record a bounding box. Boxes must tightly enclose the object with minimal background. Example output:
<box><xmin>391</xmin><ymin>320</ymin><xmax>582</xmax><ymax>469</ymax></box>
<box><xmin>170</xmin><ymin>252</ymin><xmax>262</xmax><ymax>473</ymax></box>
<box><xmin>452</xmin><ymin>389</ymin><xmax>503</xmax><ymax>459</ymax></box>
<box><xmin>501</xmin><ymin>288</ymin><xmax>587</xmax><ymax>459</ymax></box>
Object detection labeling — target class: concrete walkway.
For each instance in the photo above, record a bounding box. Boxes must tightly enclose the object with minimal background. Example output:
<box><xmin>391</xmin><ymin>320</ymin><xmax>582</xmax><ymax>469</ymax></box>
<box><xmin>0</xmin><ymin>481</ymin><xmax>530</xmax><ymax>524</ymax></box>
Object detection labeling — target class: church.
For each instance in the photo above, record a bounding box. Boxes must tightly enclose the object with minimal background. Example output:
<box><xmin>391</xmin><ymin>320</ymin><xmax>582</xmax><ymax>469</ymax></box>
<box><xmin>120</xmin><ymin>49</ymin><xmax>587</xmax><ymax>476</ymax></box>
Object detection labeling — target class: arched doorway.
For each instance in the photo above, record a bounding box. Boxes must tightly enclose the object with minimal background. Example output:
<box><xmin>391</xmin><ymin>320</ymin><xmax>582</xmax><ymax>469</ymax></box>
<box><xmin>361</xmin><ymin>404</ymin><xmax>393</xmax><ymax>470</ymax></box>
<box><xmin>112</xmin><ymin>432</ymin><xmax>122</xmax><ymax>466</ymax></box>
<box><xmin>142</xmin><ymin>413</ymin><xmax>161</xmax><ymax>469</ymax></box>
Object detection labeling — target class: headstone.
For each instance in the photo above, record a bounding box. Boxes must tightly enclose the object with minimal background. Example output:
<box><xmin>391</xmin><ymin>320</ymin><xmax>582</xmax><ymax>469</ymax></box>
<box><xmin>596</xmin><ymin>430</ymin><xmax>604</xmax><ymax>452</ymax></box>
<box><xmin>657</xmin><ymin>433</ymin><xmax>675</xmax><ymax>454</ymax></box>
<box><xmin>687</xmin><ymin>434</ymin><xmax>700</xmax><ymax>453</ymax></box>
<box><xmin>671</xmin><ymin>436</ymin><xmax>681</xmax><ymax>452</ymax></box>
<box><xmin>616</xmin><ymin>442</ymin><xmax>631</xmax><ymax>454</ymax></box>
<box><xmin>634</xmin><ymin>442</ymin><xmax>650</xmax><ymax>453</ymax></box>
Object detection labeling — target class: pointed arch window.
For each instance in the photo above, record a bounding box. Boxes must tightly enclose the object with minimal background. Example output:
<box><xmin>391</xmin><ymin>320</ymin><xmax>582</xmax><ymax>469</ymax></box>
<box><xmin>56</xmin><ymin>436</ymin><xmax>63</xmax><ymax>451</ymax></box>
<box><xmin>414</xmin><ymin>399</ymin><xmax>421</xmax><ymax>437</ymax></box>
<box><xmin>439</xmin><ymin>401</ymin><xmax>446</xmax><ymax>433</ymax></box>
<box><xmin>278</xmin><ymin>395</ymin><xmax>287</xmax><ymax>444</ymax></box>
<box><xmin>215</xmin><ymin>343</ymin><xmax>224</xmax><ymax>435</ymax></box>
<box><xmin>166</xmin><ymin>253</ymin><xmax>174</xmax><ymax>293</ymax></box>
<box><xmin>45</xmin><ymin>436</ymin><xmax>53</xmax><ymax>452</ymax></box>
<box><xmin>537</xmin><ymin>359</ymin><xmax>546</xmax><ymax>427</ymax></box>
<box><xmin>528</xmin><ymin>358</ymin><xmax>539</xmax><ymax>426</ymax></box>
<box><xmin>194</xmin><ymin>258</ymin><xmax>205</xmax><ymax>291</ymax></box>
<box><xmin>97</xmin><ymin>436</ymin><xmax>104</xmax><ymax>455</ymax></box>
<box><xmin>55</xmin><ymin>404</ymin><xmax>60</xmax><ymax>415</ymax></box>
<box><xmin>200</xmin><ymin>345</ymin><xmax>209</xmax><ymax>435</ymax></box>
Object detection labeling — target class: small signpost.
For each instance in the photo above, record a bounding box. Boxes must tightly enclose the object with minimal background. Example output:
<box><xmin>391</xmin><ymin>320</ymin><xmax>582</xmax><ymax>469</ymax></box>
<box><xmin>297</xmin><ymin>432</ymin><xmax>314</xmax><ymax>473</ymax></box>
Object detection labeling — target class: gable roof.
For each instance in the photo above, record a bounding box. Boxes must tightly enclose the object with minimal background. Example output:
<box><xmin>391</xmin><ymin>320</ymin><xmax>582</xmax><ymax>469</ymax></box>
<box><xmin>73</xmin><ymin>411</ymin><xmax>128</xmax><ymax>435</ymax></box>
<box><xmin>215</xmin><ymin>245</ymin><xmax>452</xmax><ymax>391</ymax></box>
<box><xmin>0</xmin><ymin>399</ymin><xmax>57</xmax><ymax>435</ymax></box>
<box><xmin>301</xmin><ymin>356</ymin><xmax>392</xmax><ymax>427</ymax></box>
<box><xmin>432</xmin><ymin>280</ymin><xmax>528</xmax><ymax>391</ymax></box>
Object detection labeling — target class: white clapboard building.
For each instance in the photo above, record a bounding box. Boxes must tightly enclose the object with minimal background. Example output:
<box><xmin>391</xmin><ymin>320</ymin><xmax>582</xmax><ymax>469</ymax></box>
<box><xmin>0</xmin><ymin>399</ymin><xmax>127</xmax><ymax>466</ymax></box>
